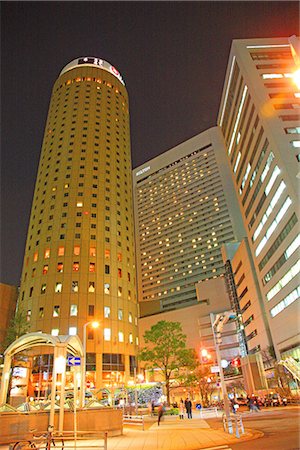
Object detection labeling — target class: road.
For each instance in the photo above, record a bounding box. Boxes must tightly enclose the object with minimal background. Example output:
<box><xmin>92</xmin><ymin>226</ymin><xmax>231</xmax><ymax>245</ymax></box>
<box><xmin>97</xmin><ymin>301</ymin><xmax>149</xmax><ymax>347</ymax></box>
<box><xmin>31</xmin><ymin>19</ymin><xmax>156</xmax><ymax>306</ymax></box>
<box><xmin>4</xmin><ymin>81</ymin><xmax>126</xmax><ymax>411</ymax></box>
<box><xmin>206</xmin><ymin>406</ymin><xmax>300</xmax><ymax>450</ymax></box>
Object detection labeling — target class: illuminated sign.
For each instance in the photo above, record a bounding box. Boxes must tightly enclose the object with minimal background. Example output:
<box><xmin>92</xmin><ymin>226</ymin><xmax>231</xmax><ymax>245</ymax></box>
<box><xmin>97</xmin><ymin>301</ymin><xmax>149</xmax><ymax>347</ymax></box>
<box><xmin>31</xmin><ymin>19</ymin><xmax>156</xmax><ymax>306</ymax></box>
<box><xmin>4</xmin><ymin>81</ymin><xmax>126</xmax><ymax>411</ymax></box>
<box><xmin>136</xmin><ymin>166</ymin><xmax>151</xmax><ymax>177</ymax></box>
<box><xmin>78</xmin><ymin>57</ymin><xmax>125</xmax><ymax>85</ymax></box>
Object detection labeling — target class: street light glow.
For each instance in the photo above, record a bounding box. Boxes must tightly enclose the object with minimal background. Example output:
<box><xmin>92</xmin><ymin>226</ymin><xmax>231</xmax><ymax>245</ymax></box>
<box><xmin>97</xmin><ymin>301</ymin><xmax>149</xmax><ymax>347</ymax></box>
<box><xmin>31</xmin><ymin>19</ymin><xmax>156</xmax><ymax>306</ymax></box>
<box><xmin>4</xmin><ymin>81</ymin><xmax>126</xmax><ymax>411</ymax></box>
<box><xmin>91</xmin><ymin>321</ymin><xmax>100</xmax><ymax>329</ymax></box>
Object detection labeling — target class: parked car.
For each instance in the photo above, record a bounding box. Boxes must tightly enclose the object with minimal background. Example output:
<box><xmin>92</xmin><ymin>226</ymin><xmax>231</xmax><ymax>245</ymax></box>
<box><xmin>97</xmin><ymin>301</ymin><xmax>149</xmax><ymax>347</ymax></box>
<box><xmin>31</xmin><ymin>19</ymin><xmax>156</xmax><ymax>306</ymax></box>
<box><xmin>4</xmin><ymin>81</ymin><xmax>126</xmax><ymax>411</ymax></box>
<box><xmin>265</xmin><ymin>393</ymin><xmax>282</xmax><ymax>406</ymax></box>
<box><xmin>236</xmin><ymin>397</ymin><xmax>248</xmax><ymax>406</ymax></box>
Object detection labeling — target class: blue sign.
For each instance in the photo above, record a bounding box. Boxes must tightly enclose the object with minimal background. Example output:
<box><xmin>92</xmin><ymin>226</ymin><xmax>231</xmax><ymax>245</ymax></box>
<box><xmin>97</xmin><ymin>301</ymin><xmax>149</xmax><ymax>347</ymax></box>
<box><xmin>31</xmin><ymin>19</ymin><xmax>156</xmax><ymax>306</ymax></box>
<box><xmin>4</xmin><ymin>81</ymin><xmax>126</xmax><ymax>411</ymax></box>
<box><xmin>67</xmin><ymin>356</ymin><xmax>81</xmax><ymax>366</ymax></box>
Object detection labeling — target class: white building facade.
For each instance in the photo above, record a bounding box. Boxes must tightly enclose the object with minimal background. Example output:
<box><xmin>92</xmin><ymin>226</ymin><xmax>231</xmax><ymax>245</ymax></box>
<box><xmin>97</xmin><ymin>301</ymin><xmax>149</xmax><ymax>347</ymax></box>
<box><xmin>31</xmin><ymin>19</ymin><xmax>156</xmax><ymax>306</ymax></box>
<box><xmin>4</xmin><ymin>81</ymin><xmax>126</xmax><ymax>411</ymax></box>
<box><xmin>218</xmin><ymin>37</ymin><xmax>300</xmax><ymax>360</ymax></box>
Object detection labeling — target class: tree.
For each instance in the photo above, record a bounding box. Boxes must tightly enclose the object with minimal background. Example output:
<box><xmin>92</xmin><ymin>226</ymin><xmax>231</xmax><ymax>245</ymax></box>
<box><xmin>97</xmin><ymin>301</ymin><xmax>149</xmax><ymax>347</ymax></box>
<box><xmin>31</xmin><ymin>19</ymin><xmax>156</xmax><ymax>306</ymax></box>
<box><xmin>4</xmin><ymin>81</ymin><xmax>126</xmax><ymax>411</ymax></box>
<box><xmin>139</xmin><ymin>321</ymin><xmax>195</xmax><ymax>405</ymax></box>
<box><xmin>2</xmin><ymin>309</ymin><xmax>30</xmax><ymax>352</ymax></box>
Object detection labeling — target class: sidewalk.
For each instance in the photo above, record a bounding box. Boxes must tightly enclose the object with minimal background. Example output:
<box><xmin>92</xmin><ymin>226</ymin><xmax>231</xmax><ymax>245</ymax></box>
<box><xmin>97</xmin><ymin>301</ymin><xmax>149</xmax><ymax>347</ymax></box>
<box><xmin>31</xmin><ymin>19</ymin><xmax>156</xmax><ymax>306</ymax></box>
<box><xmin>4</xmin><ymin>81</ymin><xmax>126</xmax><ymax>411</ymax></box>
<box><xmin>0</xmin><ymin>415</ymin><xmax>263</xmax><ymax>450</ymax></box>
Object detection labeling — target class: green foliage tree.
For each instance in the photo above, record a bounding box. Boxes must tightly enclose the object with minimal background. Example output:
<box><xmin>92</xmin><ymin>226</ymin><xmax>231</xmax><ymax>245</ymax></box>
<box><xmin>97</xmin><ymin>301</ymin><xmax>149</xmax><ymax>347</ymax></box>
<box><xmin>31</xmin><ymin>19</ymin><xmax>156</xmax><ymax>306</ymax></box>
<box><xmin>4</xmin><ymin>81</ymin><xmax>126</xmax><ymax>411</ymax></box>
<box><xmin>2</xmin><ymin>309</ymin><xmax>30</xmax><ymax>352</ymax></box>
<box><xmin>139</xmin><ymin>321</ymin><xmax>196</xmax><ymax>405</ymax></box>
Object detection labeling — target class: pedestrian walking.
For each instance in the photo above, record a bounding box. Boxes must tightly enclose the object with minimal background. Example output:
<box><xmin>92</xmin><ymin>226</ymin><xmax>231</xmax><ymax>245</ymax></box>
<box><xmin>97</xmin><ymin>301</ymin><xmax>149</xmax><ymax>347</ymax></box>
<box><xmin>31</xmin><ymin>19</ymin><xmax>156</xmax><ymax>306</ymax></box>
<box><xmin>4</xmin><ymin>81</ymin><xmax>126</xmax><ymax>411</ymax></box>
<box><xmin>157</xmin><ymin>403</ymin><xmax>165</xmax><ymax>426</ymax></box>
<box><xmin>179</xmin><ymin>398</ymin><xmax>185</xmax><ymax>419</ymax></box>
<box><xmin>185</xmin><ymin>397</ymin><xmax>192</xmax><ymax>419</ymax></box>
<box><xmin>249</xmin><ymin>396</ymin><xmax>259</xmax><ymax>412</ymax></box>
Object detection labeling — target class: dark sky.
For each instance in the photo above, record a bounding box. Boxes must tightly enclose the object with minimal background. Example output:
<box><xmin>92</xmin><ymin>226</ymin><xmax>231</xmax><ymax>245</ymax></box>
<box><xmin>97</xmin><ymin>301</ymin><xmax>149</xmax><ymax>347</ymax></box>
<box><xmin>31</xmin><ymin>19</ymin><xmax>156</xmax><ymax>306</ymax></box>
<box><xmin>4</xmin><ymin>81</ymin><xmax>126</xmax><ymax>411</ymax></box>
<box><xmin>1</xmin><ymin>1</ymin><xmax>299</xmax><ymax>286</ymax></box>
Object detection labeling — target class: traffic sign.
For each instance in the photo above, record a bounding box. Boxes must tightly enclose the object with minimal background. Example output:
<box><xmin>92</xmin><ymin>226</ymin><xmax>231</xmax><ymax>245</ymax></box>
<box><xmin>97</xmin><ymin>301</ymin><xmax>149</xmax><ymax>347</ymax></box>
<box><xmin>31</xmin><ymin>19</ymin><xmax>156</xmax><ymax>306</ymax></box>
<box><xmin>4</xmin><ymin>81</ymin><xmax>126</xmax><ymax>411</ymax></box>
<box><xmin>67</xmin><ymin>356</ymin><xmax>81</xmax><ymax>366</ymax></box>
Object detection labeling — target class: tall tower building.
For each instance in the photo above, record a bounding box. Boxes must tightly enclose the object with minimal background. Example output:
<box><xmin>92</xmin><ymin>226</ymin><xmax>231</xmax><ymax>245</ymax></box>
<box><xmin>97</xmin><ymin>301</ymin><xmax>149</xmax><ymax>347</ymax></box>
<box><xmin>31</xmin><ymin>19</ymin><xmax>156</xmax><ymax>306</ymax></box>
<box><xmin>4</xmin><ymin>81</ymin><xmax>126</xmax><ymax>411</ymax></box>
<box><xmin>133</xmin><ymin>127</ymin><xmax>246</xmax><ymax>315</ymax></box>
<box><xmin>218</xmin><ymin>37</ymin><xmax>300</xmax><ymax>360</ymax></box>
<box><xmin>19</xmin><ymin>57</ymin><xmax>138</xmax><ymax>388</ymax></box>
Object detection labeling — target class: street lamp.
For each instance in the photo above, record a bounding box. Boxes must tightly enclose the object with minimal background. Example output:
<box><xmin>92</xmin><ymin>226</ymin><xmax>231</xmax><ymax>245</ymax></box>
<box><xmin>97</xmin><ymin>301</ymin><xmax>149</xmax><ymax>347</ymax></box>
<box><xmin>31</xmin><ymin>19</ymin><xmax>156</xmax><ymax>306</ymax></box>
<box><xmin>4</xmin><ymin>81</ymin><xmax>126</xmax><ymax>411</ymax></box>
<box><xmin>81</xmin><ymin>321</ymin><xmax>99</xmax><ymax>407</ymax></box>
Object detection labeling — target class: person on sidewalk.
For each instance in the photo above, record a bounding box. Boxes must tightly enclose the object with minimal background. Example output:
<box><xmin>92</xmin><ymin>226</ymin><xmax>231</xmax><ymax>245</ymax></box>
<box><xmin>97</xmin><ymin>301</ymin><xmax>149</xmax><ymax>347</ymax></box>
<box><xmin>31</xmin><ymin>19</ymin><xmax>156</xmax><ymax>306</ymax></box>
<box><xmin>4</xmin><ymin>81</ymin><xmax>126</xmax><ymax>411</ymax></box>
<box><xmin>249</xmin><ymin>396</ymin><xmax>259</xmax><ymax>412</ymax></box>
<box><xmin>157</xmin><ymin>403</ymin><xmax>165</xmax><ymax>425</ymax></box>
<box><xmin>179</xmin><ymin>399</ymin><xmax>185</xmax><ymax>419</ymax></box>
<box><xmin>185</xmin><ymin>397</ymin><xmax>192</xmax><ymax>419</ymax></box>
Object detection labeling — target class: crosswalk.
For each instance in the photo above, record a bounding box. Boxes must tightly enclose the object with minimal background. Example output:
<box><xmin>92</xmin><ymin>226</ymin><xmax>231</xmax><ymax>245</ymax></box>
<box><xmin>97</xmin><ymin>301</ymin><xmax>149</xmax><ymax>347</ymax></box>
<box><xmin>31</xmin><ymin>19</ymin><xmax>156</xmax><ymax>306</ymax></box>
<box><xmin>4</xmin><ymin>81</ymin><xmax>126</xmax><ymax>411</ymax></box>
<box><xmin>199</xmin><ymin>446</ymin><xmax>232</xmax><ymax>450</ymax></box>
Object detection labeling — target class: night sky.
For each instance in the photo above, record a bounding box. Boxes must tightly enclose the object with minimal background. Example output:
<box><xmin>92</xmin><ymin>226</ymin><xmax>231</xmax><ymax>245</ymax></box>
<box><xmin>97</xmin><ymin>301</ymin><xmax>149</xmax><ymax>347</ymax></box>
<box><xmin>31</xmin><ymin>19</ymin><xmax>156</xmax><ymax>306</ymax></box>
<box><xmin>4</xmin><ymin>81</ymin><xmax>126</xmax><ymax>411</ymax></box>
<box><xmin>1</xmin><ymin>1</ymin><xmax>299</xmax><ymax>286</ymax></box>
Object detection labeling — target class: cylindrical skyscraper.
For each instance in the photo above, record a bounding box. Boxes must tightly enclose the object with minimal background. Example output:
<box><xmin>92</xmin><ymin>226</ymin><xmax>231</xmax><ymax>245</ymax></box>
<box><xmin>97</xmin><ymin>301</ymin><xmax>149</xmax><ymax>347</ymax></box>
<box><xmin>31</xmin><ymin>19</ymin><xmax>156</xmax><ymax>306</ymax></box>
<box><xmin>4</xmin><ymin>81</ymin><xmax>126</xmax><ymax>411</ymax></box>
<box><xmin>19</xmin><ymin>57</ymin><xmax>138</xmax><ymax>389</ymax></box>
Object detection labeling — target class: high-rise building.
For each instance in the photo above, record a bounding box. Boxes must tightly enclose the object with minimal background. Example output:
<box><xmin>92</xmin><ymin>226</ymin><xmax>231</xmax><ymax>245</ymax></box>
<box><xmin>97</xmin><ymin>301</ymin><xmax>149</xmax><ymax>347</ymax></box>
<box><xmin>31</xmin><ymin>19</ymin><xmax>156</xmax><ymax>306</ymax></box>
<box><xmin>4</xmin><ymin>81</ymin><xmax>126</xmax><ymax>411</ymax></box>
<box><xmin>18</xmin><ymin>57</ymin><xmax>138</xmax><ymax>388</ymax></box>
<box><xmin>218</xmin><ymin>37</ymin><xmax>300</xmax><ymax>360</ymax></box>
<box><xmin>133</xmin><ymin>127</ymin><xmax>246</xmax><ymax>315</ymax></box>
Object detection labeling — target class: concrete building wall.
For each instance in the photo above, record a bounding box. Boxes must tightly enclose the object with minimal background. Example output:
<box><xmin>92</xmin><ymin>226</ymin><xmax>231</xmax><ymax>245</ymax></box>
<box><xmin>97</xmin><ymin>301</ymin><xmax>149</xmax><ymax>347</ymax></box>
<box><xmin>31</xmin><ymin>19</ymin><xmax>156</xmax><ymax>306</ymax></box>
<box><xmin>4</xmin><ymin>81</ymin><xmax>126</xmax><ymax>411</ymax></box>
<box><xmin>139</xmin><ymin>277</ymin><xmax>238</xmax><ymax>361</ymax></box>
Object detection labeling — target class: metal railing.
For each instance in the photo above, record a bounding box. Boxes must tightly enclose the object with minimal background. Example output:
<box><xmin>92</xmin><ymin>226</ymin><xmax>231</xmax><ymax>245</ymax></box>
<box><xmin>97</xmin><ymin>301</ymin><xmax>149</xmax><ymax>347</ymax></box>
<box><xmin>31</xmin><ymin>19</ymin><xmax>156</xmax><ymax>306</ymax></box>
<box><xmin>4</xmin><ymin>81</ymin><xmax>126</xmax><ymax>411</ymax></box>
<box><xmin>199</xmin><ymin>407</ymin><xmax>219</xmax><ymax>418</ymax></box>
<box><xmin>10</xmin><ymin>430</ymin><xmax>108</xmax><ymax>450</ymax></box>
<box><xmin>123</xmin><ymin>414</ymin><xmax>145</xmax><ymax>430</ymax></box>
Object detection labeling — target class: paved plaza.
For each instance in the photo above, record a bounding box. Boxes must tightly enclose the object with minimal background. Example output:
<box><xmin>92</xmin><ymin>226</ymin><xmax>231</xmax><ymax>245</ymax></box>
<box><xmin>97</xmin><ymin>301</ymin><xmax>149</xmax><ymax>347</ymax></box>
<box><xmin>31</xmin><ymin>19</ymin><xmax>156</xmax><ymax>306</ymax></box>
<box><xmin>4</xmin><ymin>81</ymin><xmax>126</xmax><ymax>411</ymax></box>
<box><xmin>0</xmin><ymin>415</ymin><xmax>262</xmax><ymax>450</ymax></box>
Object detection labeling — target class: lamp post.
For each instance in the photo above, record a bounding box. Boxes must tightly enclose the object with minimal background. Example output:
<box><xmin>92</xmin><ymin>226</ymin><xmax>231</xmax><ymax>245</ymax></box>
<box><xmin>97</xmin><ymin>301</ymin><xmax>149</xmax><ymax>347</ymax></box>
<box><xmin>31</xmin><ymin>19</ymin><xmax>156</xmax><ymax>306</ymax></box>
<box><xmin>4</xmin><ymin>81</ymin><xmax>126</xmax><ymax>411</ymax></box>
<box><xmin>210</xmin><ymin>312</ymin><xmax>235</xmax><ymax>434</ymax></box>
<box><xmin>81</xmin><ymin>321</ymin><xmax>99</xmax><ymax>407</ymax></box>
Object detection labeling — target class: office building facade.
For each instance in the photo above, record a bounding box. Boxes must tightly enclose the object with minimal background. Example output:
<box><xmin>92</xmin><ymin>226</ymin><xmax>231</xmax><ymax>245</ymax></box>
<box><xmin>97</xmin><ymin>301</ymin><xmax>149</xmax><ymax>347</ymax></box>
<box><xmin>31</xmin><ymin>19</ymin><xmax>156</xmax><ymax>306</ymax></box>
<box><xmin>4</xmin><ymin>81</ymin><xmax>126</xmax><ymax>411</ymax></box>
<box><xmin>18</xmin><ymin>57</ymin><xmax>138</xmax><ymax>388</ymax></box>
<box><xmin>133</xmin><ymin>127</ymin><xmax>246</xmax><ymax>315</ymax></box>
<box><xmin>218</xmin><ymin>37</ymin><xmax>300</xmax><ymax>360</ymax></box>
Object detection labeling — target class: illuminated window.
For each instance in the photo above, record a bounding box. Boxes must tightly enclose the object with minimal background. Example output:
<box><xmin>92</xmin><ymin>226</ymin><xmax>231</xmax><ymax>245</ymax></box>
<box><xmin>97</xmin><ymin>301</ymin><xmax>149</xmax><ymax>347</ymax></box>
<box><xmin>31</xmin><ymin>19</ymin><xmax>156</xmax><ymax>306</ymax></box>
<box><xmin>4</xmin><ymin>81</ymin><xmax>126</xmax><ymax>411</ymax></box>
<box><xmin>72</xmin><ymin>281</ymin><xmax>79</xmax><ymax>293</ymax></box>
<box><xmin>105</xmin><ymin>249</ymin><xmax>110</xmax><ymax>259</ymax></box>
<box><xmin>104</xmin><ymin>283</ymin><xmax>110</xmax><ymax>294</ymax></box>
<box><xmin>53</xmin><ymin>305</ymin><xmax>60</xmax><ymax>317</ymax></box>
<box><xmin>74</xmin><ymin>245</ymin><xmax>80</xmax><ymax>256</ymax></box>
<box><xmin>39</xmin><ymin>307</ymin><xmax>44</xmax><ymax>318</ymax></box>
<box><xmin>55</xmin><ymin>282</ymin><xmax>62</xmax><ymax>293</ymax></box>
<box><xmin>267</xmin><ymin>260</ymin><xmax>300</xmax><ymax>301</ymax></box>
<box><xmin>43</xmin><ymin>265</ymin><xmax>48</xmax><ymax>275</ymax></box>
<box><xmin>118</xmin><ymin>286</ymin><xmax>122</xmax><ymax>297</ymax></box>
<box><xmin>117</xmin><ymin>253</ymin><xmax>122</xmax><ymax>262</ymax></box>
<box><xmin>57</xmin><ymin>262</ymin><xmax>63</xmax><ymax>273</ymax></box>
<box><xmin>129</xmin><ymin>333</ymin><xmax>133</xmax><ymax>344</ymax></box>
<box><xmin>89</xmin><ymin>282</ymin><xmax>95</xmax><ymax>293</ymax></box>
<box><xmin>89</xmin><ymin>262</ymin><xmax>95</xmax><ymax>272</ymax></box>
<box><xmin>129</xmin><ymin>312</ymin><xmax>132</xmax><ymax>323</ymax></box>
<box><xmin>77</xmin><ymin>201</ymin><xmax>83</xmax><ymax>207</ymax></box>
<box><xmin>118</xmin><ymin>309</ymin><xmax>123</xmax><ymax>320</ymax></box>
<box><xmin>58</xmin><ymin>246</ymin><xmax>65</xmax><ymax>256</ymax></box>
<box><xmin>26</xmin><ymin>310</ymin><xmax>31</xmax><ymax>322</ymax></box>
<box><xmin>261</xmin><ymin>73</ymin><xmax>285</xmax><ymax>79</ymax></box>
<box><xmin>51</xmin><ymin>328</ymin><xmax>59</xmax><ymax>336</ymax></box>
<box><xmin>118</xmin><ymin>331</ymin><xmax>124</xmax><ymax>342</ymax></box>
<box><xmin>44</xmin><ymin>249</ymin><xmax>50</xmax><ymax>259</ymax></box>
<box><xmin>270</xmin><ymin>286</ymin><xmax>300</xmax><ymax>317</ymax></box>
<box><xmin>73</xmin><ymin>262</ymin><xmax>79</xmax><ymax>271</ymax></box>
<box><xmin>90</xmin><ymin>247</ymin><xmax>96</xmax><ymax>257</ymax></box>
<box><xmin>104</xmin><ymin>306</ymin><xmax>110</xmax><ymax>318</ymax></box>
<box><xmin>291</xmin><ymin>140</ymin><xmax>300</xmax><ymax>148</ymax></box>
<box><xmin>41</xmin><ymin>284</ymin><xmax>46</xmax><ymax>294</ymax></box>
<box><xmin>70</xmin><ymin>304</ymin><xmax>78</xmax><ymax>316</ymax></box>
<box><xmin>69</xmin><ymin>327</ymin><xmax>77</xmax><ymax>336</ymax></box>
<box><xmin>104</xmin><ymin>328</ymin><xmax>111</xmax><ymax>341</ymax></box>
<box><xmin>33</xmin><ymin>252</ymin><xmax>38</xmax><ymax>262</ymax></box>
<box><xmin>256</xmin><ymin>196</ymin><xmax>292</xmax><ymax>256</ymax></box>
<box><xmin>128</xmin><ymin>290</ymin><xmax>131</xmax><ymax>300</ymax></box>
